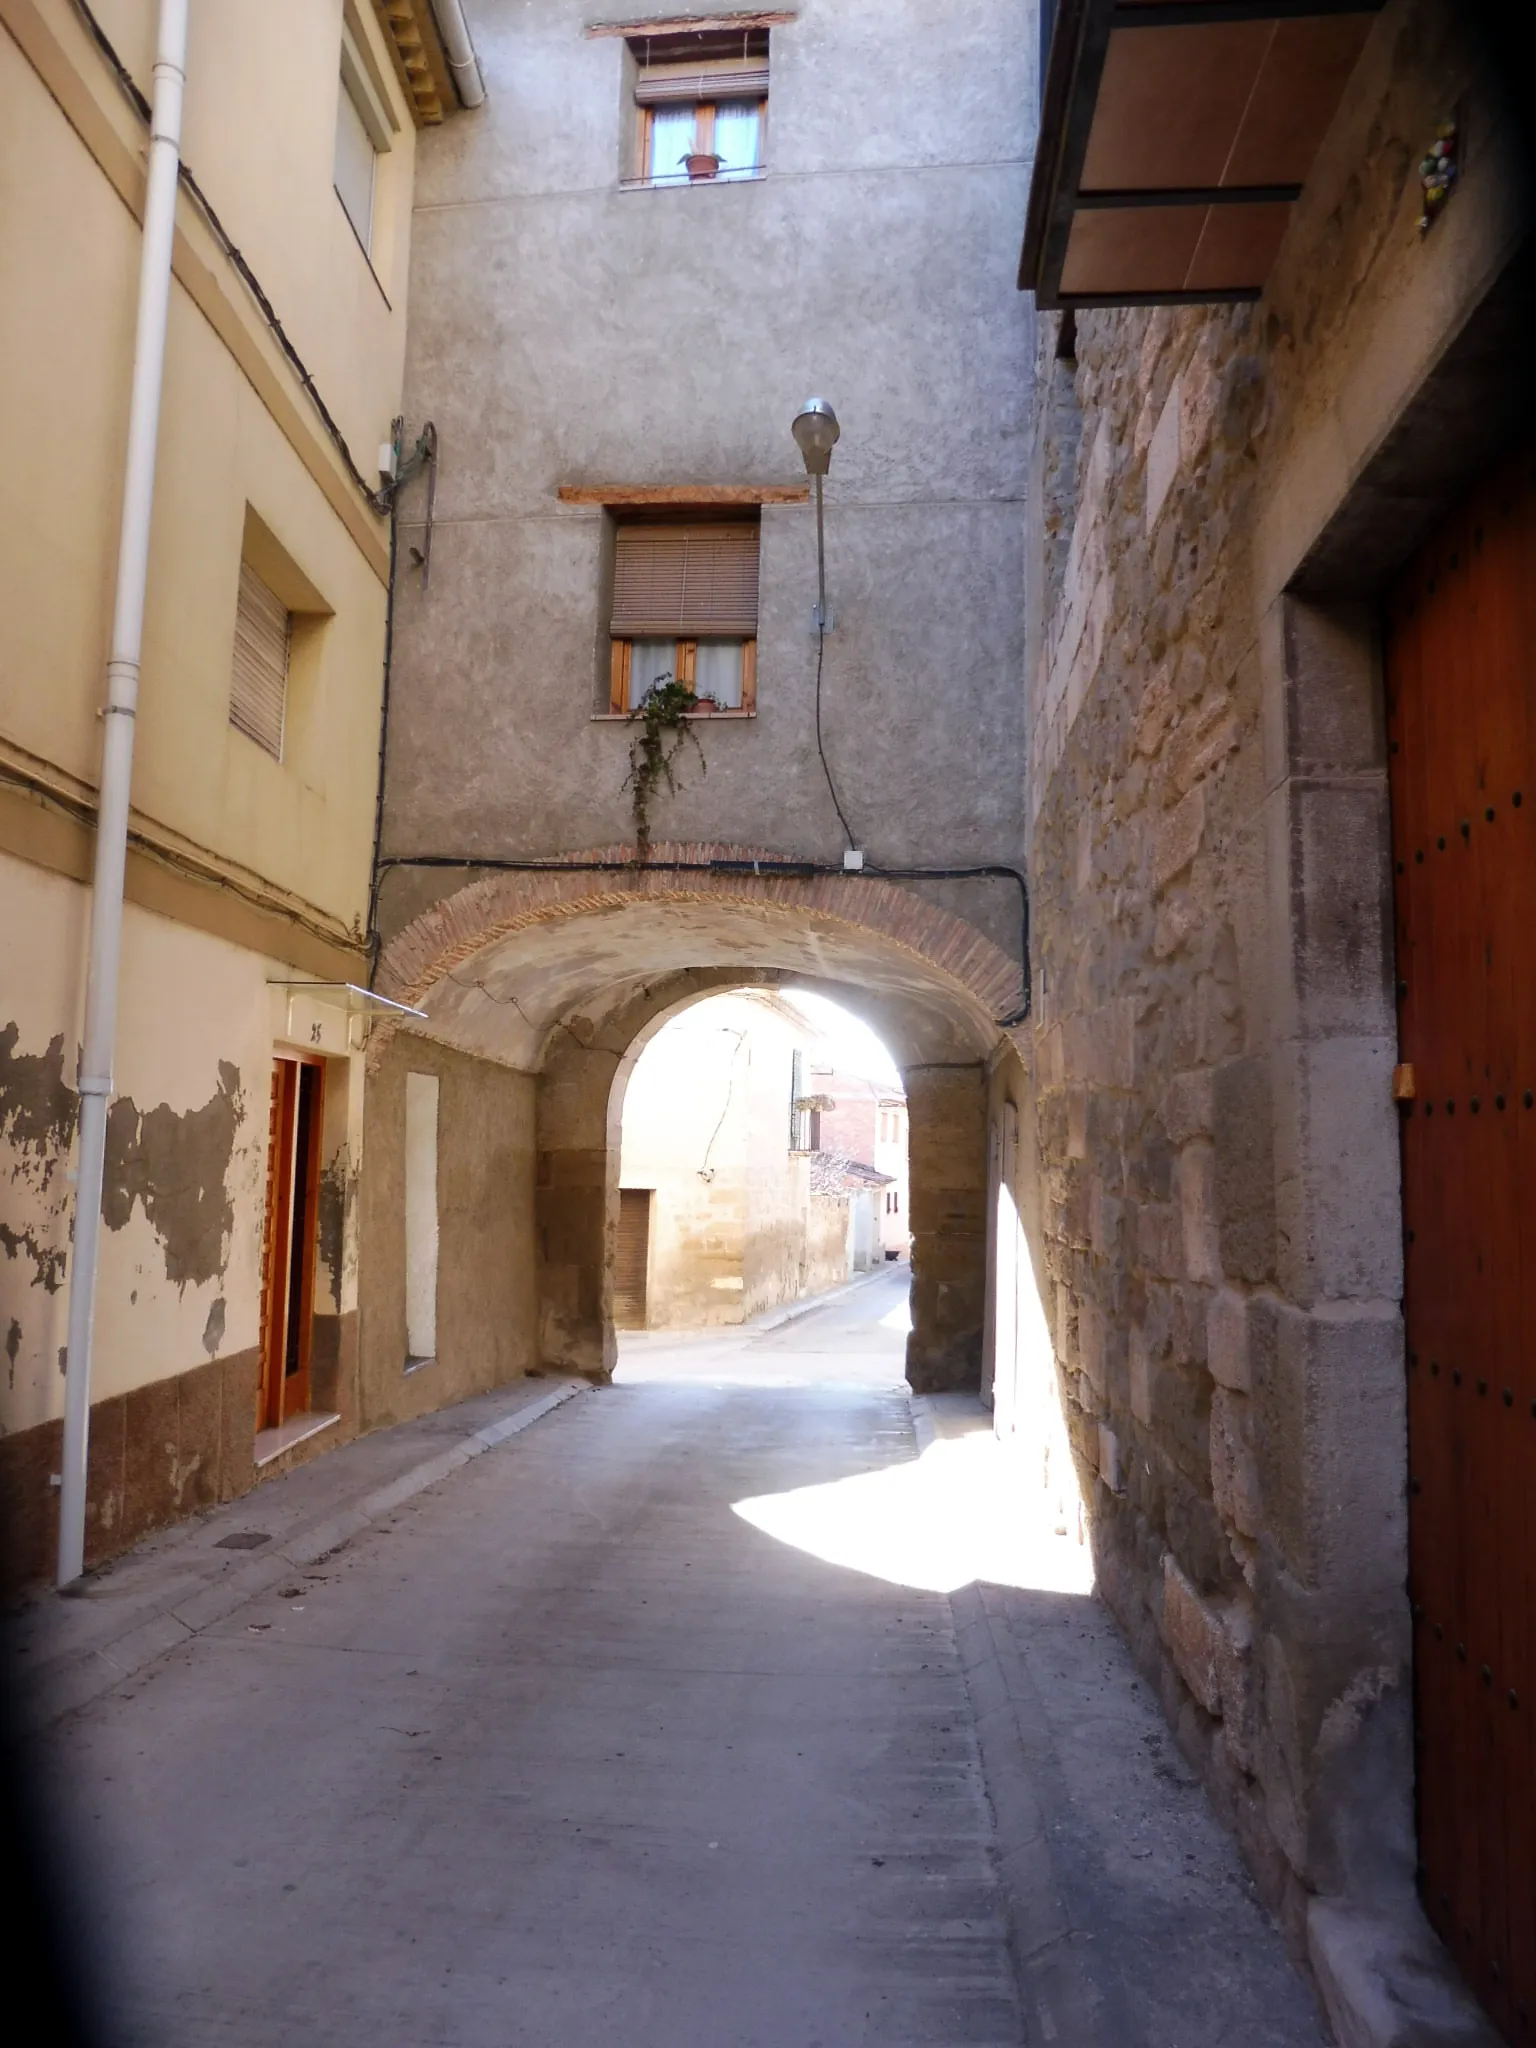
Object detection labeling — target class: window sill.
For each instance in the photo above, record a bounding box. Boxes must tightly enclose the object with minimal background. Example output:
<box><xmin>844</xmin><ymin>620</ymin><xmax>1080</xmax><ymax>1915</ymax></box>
<box><xmin>619</xmin><ymin>171</ymin><xmax>766</xmax><ymax>192</ymax></box>
<box><xmin>404</xmin><ymin>1354</ymin><xmax>436</xmax><ymax>1375</ymax></box>
<box><xmin>591</xmin><ymin>709</ymin><xmax>756</xmax><ymax>721</ymax></box>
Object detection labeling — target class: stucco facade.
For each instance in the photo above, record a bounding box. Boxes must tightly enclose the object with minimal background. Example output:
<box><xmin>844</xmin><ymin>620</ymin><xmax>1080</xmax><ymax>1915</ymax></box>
<box><xmin>366</xmin><ymin>0</ymin><xmax>1033</xmax><ymax>1397</ymax></box>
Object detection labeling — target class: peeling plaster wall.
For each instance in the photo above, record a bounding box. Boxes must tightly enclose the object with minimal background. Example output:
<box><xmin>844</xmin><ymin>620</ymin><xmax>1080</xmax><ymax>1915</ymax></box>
<box><xmin>0</xmin><ymin>854</ymin><xmax>365</xmax><ymax>1435</ymax></box>
<box><xmin>0</xmin><ymin>854</ymin><xmax>369</xmax><ymax>1581</ymax></box>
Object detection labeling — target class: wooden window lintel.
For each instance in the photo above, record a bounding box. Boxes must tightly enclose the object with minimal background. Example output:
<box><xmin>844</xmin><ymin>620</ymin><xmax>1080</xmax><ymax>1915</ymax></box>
<box><xmin>559</xmin><ymin>483</ymin><xmax>807</xmax><ymax>505</ymax></box>
<box><xmin>585</xmin><ymin>11</ymin><xmax>795</xmax><ymax>38</ymax></box>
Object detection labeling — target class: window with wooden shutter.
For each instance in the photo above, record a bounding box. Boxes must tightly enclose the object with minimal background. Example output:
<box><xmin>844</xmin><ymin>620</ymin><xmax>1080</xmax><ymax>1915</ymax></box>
<box><xmin>628</xmin><ymin>29</ymin><xmax>768</xmax><ymax>187</ymax></box>
<box><xmin>229</xmin><ymin>562</ymin><xmax>291</xmax><ymax>759</ymax></box>
<box><xmin>611</xmin><ymin>523</ymin><xmax>759</xmax><ymax>636</ymax></box>
<box><xmin>609</xmin><ymin>519</ymin><xmax>759</xmax><ymax>716</ymax></box>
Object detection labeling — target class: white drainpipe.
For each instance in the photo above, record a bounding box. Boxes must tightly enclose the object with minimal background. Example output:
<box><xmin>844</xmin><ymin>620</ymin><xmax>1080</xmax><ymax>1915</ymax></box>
<box><xmin>429</xmin><ymin>0</ymin><xmax>485</xmax><ymax>108</ymax></box>
<box><xmin>58</xmin><ymin>0</ymin><xmax>190</xmax><ymax>1587</ymax></box>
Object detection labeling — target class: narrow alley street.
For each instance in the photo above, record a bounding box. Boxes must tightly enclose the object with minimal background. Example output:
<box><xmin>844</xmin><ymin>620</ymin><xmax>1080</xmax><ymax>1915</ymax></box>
<box><xmin>24</xmin><ymin>1267</ymin><xmax>1327</xmax><ymax>2047</ymax></box>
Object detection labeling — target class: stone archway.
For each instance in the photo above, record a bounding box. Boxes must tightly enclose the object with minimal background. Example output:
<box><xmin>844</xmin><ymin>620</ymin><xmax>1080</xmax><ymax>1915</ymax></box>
<box><xmin>373</xmin><ymin>844</ymin><xmax>1027</xmax><ymax>1391</ymax></box>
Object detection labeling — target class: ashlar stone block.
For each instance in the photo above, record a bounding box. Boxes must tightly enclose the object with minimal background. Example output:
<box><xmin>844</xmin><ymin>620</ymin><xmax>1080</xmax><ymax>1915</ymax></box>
<box><xmin>1163</xmin><ymin>1066</ymin><xmax>1214</xmax><ymax>1146</ymax></box>
<box><xmin>1130</xmin><ymin>1323</ymin><xmax>1153</xmax><ymax>1426</ymax></box>
<box><xmin>1154</xmin><ymin>785</ymin><xmax>1206</xmax><ymax>891</ymax></box>
<box><xmin>1207</xmin><ymin>1287</ymin><xmax>1252</xmax><ymax>1391</ymax></box>
<box><xmin>1210</xmin><ymin>1385</ymin><xmax>1260</xmax><ymax>1540</ymax></box>
<box><xmin>1178</xmin><ymin>1141</ymin><xmax>1222</xmax><ymax>1284</ymax></box>
<box><xmin>1161</xmin><ymin>1553</ymin><xmax>1254</xmax><ymax>1761</ymax></box>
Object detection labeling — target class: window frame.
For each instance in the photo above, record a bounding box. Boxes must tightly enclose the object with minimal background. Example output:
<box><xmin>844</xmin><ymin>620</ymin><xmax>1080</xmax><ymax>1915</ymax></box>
<box><xmin>606</xmin><ymin>510</ymin><xmax>761</xmax><ymax>718</ymax></box>
<box><xmin>334</xmin><ymin>12</ymin><xmax>396</xmax><ymax>264</ymax></box>
<box><xmin>634</xmin><ymin>95</ymin><xmax>768</xmax><ymax>187</ymax></box>
<box><xmin>609</xmin><ymin>636</ymin><xmax>757</xmax><ymax>717</ymax></box>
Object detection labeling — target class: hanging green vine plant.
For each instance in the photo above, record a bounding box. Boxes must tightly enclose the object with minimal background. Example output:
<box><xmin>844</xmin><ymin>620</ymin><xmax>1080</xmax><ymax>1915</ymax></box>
<box><xmin>625</xmin><ymin>675</ymin><xmax>704</xmax><ymax>863</ymax></box>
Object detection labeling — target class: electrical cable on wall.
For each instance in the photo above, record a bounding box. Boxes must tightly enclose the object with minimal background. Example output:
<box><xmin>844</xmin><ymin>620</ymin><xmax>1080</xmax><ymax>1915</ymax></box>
<box><xmin>374</xmin><ymin>854</ymin><xmax>1032</xmax><ymax>1026</ymax></box>
<box><xmin>813</xmin><ymin>617</ymin><xmax>857</xmax><ymax>850</ymax></box>
<box><xmin>698</xmin><ymin>1030</ymin><xmax>748</xmax><ymax>1180</ymax></box>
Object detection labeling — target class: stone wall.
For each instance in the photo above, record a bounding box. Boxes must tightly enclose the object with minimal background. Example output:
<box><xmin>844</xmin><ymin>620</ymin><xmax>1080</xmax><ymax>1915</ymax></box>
<box><xmin>1019</xmin><ymin>0</ymin><xmax>1527</xmax><ymax>1951</ymax></box>
<box><xmin>905</xmin><ymin>1064</ymin><xmax>988</xmax><ymax>1393</ymax></box>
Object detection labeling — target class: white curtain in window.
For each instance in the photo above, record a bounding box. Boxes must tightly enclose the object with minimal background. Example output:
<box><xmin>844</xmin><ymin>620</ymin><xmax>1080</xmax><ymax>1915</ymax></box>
<box><xmin>628</xmin><ymin>640</ymin><xmax>677</xmax><ymax>708</ymax></box>
<box><xmin>693</xmin><ymin>640</ymin><xmax>743</xmax><ymax>708</ymax></box>
<box><xmin>648</xmin><ymin>105</ymin><xmax>696</xmax><ymax>182</ymax></box>
<box><xmin>714</xmin><ymin>101</ymin><xmax>761</xmax><ymax>179</ymax></box>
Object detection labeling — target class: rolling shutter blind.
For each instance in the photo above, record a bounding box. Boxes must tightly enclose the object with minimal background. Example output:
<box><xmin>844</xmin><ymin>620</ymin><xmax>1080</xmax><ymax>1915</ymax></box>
<box><xmin>229</xmin><ymin>562</ymin><xmax>290</xmax><ymax>758</ymax></box>
<box><xmin>611</xmin><ymin>523</ymin><xmax>759</xmax><ymax>636</ymax></box>
<box><xmin>636</xmin><ymin>65</ymin><xmax>769</xmax><ymax>104</ymax></box>
<box><xmin>334</xmin><ymin>79</ymin><xmax>376</xmax><ymax>253</ymax></box>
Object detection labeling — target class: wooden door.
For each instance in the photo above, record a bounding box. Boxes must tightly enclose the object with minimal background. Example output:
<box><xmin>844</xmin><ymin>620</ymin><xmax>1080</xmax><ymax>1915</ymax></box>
<box><xmin>257</xmin><ymin>1056</ymin><xmax>326</xmax><ymax>1432</ymax></box>
<box><xmin>1384</xmin><ymin>444</ymin><xmax>1535</xmax><ymax>2040</ymax></box>
<box><xmin>614</xmin><ymin>1188</ymin><xmax>651</xmax><ymax>1330</ymax></box>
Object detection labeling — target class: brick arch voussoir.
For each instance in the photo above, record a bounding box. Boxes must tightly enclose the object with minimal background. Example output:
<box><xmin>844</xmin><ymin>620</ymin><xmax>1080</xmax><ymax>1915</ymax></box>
<box><xmin>377</xmin><ymin>842</ymin><xmax>1022</xmax><ymax>1023</ymax></box>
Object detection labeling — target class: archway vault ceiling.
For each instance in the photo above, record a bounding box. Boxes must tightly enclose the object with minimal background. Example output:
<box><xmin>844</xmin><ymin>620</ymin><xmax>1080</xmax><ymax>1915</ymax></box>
<box><xmin>375</xmin><ymin>863</ymin><xmax>1026</xmax><ymax>1073</ymax></box>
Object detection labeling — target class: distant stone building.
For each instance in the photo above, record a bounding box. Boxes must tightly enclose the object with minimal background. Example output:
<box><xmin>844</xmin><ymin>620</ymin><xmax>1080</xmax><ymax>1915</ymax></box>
<box><xmin>615</xmin><ymin>991</ymin><xmax>886</xmax><ymax>1328</ymax></box>
<box><xmin>808</xmin><ymin>1153</ymin><xmax>891</xmax><ymax>1275</ymax></box>
<box><xmin>808</xmin><ymin>1066</ymin><xmax>909</xmax><ymax>1259</ymax></box>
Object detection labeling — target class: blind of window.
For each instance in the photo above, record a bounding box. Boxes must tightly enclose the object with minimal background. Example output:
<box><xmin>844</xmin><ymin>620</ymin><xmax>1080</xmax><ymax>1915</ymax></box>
<box><xmin>334</xmin><ymin>79</ymin><xmax>376</xmax><ymax>252</ymax></box>
<box><xmin>636</xmin><ymin>65</ymin><xmax>769</xmax><ymax>104</ymax></box>
<box><xmin>229</xmin><ymin>562</ymin><xmax>290</xmax><ymax>759</ymax></box>
<box><xmin>611</xmin><ymin>523</ymin><xmax>759</xmax><ymax>636</ymax></box>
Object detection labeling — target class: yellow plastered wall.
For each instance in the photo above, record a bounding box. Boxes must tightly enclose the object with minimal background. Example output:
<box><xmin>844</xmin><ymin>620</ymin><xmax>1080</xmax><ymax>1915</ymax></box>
<box><xmin>0</xmin><ymin>0</ymin><xmax>418</xmax><ymax>934</ymax></box>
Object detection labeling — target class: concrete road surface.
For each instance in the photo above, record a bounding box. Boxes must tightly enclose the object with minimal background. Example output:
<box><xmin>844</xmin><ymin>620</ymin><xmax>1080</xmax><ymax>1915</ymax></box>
<box><xmin>32</xmin><ymin>1265</ymin><xmax>1325</xmax><ymax>2046</ymax></box>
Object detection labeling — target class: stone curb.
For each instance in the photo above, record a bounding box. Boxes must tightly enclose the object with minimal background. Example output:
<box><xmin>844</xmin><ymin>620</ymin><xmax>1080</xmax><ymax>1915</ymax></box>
<box><xmin>24</xmin><ymin>1383</ymin><xmax>585</xmax><ymax>1733</ymax></box>
<box><xmin>945</xmin><ymin>1574</ymin><xmax>1112</xmax><ymax>2048</ymax></box>
<box><xmin>911</xmin><ymin>1397</ymin><xmax>1108</xmax><ymax>2042</ymax></box>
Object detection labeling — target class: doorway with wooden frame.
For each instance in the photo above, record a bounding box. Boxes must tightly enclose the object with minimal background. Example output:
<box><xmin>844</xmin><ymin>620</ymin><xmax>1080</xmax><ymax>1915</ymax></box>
<box><xmin>257</xmin><ymin>1054</ymin><xmax>326</xmax><ymax>1434</ymax></box>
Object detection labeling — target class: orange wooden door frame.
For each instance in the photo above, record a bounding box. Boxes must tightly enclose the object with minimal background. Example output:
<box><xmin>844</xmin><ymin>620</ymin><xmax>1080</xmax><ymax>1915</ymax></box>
<box><xmin>257</xmin><ymin>1054</ymin><xmax>326</xmax><ymax>1432</ymax></box>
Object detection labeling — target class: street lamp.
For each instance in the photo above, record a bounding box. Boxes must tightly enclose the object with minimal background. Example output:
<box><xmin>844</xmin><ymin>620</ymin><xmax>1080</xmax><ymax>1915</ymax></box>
<box><xmin>792</xmin><ymin>398</ymin><xmax>839</xmax><ymax>633</ymax></box>
<box><xmin>792</xmin><ymin>399</ymin><xmax>859</xmax><ymax>861</ymax></box>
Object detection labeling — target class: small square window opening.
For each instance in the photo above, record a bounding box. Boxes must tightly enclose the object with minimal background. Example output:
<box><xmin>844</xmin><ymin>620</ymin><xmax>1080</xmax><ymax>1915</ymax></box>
<box><xmin>609</xmin><ymin>515</ymin><xmax>759</xmax><ymax>715</ymax></box>
<box><xmin>629</xmin><ymin>28</ymin><xmax>768</xmax><ymax>188</ymax></box>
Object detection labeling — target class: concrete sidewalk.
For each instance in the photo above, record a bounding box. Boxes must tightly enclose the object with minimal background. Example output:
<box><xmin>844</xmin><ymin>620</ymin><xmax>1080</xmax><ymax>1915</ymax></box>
<box><xmin>7</xmin><ymin>1373</ymin><xmax>585</xmax><ymax>1731</ymax></box>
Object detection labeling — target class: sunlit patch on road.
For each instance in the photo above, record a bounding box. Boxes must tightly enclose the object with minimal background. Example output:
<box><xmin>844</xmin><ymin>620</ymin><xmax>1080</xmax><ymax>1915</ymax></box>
<box><xmin>733</xmin><ymin>1427</ymin><xmax>1094</xmax><ymax>1597</ymax></box>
